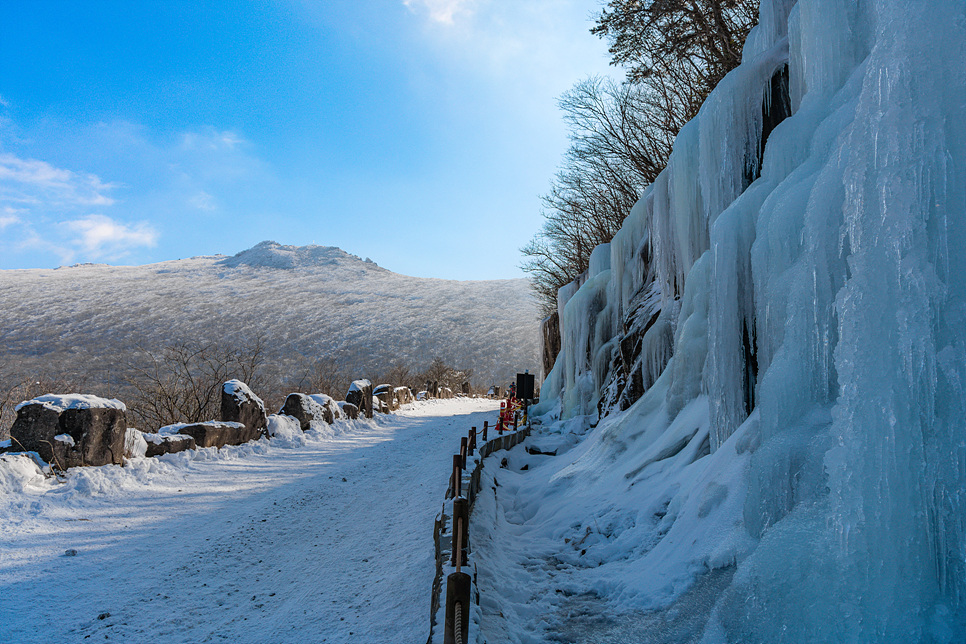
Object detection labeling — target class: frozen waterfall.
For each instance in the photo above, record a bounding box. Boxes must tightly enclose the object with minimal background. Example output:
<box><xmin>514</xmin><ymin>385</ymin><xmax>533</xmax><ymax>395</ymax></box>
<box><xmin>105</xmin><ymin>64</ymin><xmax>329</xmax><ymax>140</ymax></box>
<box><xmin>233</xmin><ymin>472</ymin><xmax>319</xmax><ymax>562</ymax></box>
<box><xmin>524</xmin><ymin>0</ymin><xmax>966</xmax><ymax>640</ymax></box>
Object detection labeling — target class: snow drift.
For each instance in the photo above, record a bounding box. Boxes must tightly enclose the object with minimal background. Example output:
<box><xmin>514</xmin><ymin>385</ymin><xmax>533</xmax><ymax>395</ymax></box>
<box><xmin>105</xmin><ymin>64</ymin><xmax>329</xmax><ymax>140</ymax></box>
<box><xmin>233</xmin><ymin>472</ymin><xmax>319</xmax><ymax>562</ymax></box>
<box><xmin>488</xmin><ymin>0</ymin><xmax>966</xmax><ymax>641</ymax></box>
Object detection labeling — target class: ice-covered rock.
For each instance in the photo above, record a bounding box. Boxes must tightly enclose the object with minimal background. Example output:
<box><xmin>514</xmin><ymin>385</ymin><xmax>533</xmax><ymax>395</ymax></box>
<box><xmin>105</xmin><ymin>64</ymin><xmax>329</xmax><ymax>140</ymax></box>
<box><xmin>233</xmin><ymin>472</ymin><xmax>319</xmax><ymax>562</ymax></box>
<box><xmin>393</xmin><ymin>386</ymin><xmax>413</xmax><ymax>406</ymax></box>
<box><xmin>517</xmin><ymin>0</ymin><xmax>966</xmax><ymax>639</ymax></box>
<box><xmin>373</xmin><ymin>384</ymin><xmax>397</xmax><ymax>412</ymax></box>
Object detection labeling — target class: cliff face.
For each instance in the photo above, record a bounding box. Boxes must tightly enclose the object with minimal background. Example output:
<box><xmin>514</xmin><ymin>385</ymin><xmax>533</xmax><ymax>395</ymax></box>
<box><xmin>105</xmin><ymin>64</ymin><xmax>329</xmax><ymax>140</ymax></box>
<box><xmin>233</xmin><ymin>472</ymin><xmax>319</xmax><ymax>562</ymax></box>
<box><xmin>527</xmin><ymin>0</ymin><xmax>966</xmax><ymax>639</ymax></box>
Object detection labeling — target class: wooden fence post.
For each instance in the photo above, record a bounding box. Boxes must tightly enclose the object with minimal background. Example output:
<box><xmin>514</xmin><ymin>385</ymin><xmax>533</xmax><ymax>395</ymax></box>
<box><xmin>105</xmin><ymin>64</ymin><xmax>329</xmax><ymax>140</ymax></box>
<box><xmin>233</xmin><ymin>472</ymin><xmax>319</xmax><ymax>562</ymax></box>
<box><xmin>451</xmin><ymin>454</ymin><xmax>462</xmax><ymax>498</ymax></box>
<box><xmin>451</xmin><ymin>497</ymin><xmax>469</xmax><ymax>567</ymax></box>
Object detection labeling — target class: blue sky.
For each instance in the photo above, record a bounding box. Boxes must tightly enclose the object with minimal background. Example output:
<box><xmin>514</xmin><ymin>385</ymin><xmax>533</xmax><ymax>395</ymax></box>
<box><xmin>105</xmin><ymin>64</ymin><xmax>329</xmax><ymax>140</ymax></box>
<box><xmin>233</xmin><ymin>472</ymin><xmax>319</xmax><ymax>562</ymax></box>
<box><xmin>0</xmin><ymin>0</ymin><xmax>614</xmax><ymax>279</ymax></box>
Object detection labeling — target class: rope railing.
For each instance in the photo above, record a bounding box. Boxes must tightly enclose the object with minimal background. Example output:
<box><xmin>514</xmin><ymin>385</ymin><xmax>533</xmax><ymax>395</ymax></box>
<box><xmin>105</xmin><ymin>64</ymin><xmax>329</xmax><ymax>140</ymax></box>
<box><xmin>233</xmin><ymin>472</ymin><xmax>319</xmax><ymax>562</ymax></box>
<box><xmin>436</xmin><ymin>407</ymin><xmax>532</xmax><ymax>644</ymax></box>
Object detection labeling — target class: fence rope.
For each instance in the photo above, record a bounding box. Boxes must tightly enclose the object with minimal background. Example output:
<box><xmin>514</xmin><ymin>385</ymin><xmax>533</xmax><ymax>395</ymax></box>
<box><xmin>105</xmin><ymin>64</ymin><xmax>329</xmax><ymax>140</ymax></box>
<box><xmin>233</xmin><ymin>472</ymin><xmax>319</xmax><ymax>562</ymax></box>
<box><xmin>454</xmin><ymin>601</ymin><xmax>463</xmax><ymax>644</ymax></box>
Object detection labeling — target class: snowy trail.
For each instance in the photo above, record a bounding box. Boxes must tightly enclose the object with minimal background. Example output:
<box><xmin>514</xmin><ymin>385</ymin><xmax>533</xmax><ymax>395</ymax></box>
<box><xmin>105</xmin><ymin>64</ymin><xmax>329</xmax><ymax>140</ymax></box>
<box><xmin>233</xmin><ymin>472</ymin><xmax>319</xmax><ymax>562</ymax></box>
<box><xmin>0</xmin><ymin>398</ymin><xmax>498</xmax><ymax>644</ymax></box>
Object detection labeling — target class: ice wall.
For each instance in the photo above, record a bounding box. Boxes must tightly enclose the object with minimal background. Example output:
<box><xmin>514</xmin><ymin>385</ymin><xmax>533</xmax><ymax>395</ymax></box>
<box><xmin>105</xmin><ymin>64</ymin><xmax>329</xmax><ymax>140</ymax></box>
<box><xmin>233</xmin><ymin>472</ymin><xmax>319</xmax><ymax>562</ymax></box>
<box><xmin>537</xmin><ymin>0</ymin><xmax>966</xmax><ymax>639</ymax></box>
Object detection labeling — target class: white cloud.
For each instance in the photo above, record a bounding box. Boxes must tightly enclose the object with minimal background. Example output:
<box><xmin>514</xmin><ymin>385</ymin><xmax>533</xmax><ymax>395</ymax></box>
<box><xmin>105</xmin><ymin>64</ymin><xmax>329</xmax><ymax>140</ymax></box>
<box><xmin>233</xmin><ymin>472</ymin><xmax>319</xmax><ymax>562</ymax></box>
<box><xmin>0</xmin><ymin>152</ymin><xmax>116</xmax><ymax>207</ymax></box>
<box><xmin>179</xmin><ymin>129</ymin><xmax>248</xmax><ymax>153</ymax></box>
<box><xmin>403</xmin><ymin>0</ymin><xmax>475</xmax><ymax>25</ymax></box>
<box><xmin>0</xmin><ymin>214</ymin><xmax>19</xmax><ymax>230</ymax></box>
<box><xmin>189</xmin><ymin>191</ymin><xmax>217</xmax><ymax>211</ymax></box>
<box><xmin>64</xmin><ymin>214</ymin><xmax>158</xmax><ymax>257</ymax></box>
<box><xmin>0</xmin><ymin>95</ymin><xmax>9</xmax><ymax>108</ymax></box>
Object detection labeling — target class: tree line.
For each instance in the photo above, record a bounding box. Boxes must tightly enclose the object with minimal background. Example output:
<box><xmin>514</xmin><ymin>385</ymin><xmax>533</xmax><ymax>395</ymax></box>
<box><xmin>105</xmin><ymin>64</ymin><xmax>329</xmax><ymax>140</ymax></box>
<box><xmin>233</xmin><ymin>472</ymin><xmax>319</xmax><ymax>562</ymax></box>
<box><xmin>522</xmin><ymin>0</ymin><xmax>759</xmax><ymax>315</ymax></box>
<box><xmin>0</xmin><ymin>343</ymin><xmax>480</xmax><ymax>439</ymax></box>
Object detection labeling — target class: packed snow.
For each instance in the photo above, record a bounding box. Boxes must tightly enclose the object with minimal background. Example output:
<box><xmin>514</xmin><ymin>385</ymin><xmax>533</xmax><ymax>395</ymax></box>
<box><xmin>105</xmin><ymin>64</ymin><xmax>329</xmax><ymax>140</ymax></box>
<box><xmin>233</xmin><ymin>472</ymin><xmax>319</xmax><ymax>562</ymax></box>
<box><xmin>0</xmin><ymin>398</ymin><xmax>499</xmax><ymax>643</ymax></box>
<box><xmin>479</xmin><ymin>0</ymin><xmax>966</xmax><ymax>642</ymax></box>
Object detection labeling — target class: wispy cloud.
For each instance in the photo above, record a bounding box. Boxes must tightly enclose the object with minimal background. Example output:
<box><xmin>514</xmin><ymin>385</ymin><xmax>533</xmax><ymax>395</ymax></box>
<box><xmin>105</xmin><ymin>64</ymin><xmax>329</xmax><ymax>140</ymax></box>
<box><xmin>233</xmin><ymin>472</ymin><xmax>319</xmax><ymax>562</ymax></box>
<box><xmin>402</xmin><ymin>0</ymin><xmax>476</xmax><ymax>25</ymax></box>
<box><xmin>179</xmin><ymin>129</ymin><xmax>248</xmax><ymax>153</ymax></box>
<box><xmin>64</xmin><ymin>214</ymin><xmax>158</xmax><ymax>257</ymax></box>
<box><xmin>189</xmin><ymin>191</ymin><xmax>217</xmax><ymax>211</ymax></box>
<box><xmin>0</xmin><ymin>211</ymin><xmax>20</xmax><ymax>230</ymax></box>
<box><xmin>0</xmin><ymin>152</ymin><xmax>116</xmax><ymax>207</ymax></box>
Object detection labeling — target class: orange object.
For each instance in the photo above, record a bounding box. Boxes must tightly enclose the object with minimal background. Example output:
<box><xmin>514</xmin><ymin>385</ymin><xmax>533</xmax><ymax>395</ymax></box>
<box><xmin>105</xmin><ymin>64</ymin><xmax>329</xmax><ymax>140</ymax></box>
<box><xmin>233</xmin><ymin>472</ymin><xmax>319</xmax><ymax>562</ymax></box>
<box><xmin>496</xmin><ymin>396</ymin><xmax>520</xmax><ymax>434</ymax></box>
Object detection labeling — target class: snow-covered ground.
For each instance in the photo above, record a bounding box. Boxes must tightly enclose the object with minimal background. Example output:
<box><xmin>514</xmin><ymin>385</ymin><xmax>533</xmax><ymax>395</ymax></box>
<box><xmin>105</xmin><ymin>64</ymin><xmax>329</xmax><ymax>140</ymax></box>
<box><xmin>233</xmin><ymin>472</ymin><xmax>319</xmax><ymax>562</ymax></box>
<box><xmin>0</xmin><ymin>398</ymin><xmax>499</xmax><ymax>644</ymax></box>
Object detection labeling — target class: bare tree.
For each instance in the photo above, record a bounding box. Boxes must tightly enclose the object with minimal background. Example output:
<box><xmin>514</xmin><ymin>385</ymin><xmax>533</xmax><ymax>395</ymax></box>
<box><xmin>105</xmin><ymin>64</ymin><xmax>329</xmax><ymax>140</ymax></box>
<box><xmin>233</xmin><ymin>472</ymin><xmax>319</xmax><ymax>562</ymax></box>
<box><xmin>125</xmin><ymin>338</ymin><xmax>267</xmax><ymax>431</ymax></box>
<box><xmin>289</xmin><ymin>355</ymin><xmax>352</xmax><ymax>399</ymax></box>
<box><xmin>522</xmin><ymin>2</ymin><xmax>758</xmax><ymax>315</ymax></box>
<box><xmin>523</xmin><ymin>78</ymin><xmax>673</xmax><ymax>315</ymax></box>
<box><xmin>418</xmin><ymin>357</ymin><xmax>475</xmax><ymax>394</ymax></box>
<box><xmin>593</xmin><ymin>0</ymin><xmax>759</xmax><ymax>95</ymax></box>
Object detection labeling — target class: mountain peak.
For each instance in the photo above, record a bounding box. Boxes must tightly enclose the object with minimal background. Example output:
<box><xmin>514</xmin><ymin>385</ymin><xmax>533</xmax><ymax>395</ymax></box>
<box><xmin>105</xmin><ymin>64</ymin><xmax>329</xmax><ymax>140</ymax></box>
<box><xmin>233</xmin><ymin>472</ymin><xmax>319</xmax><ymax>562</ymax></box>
<box><xmin>218</xmin><ymin>241</ymin><xmax>381</xmax><ymax>271</ymax></box>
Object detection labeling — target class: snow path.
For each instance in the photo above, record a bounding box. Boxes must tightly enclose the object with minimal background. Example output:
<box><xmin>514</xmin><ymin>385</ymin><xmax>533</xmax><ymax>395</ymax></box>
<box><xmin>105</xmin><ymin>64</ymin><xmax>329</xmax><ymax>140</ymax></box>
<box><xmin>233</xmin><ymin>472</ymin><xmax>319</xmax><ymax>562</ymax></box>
<box><xmin>0</xmin><ymin>398</ymin><xmax>499</xmax><ymax>643</ymax></box>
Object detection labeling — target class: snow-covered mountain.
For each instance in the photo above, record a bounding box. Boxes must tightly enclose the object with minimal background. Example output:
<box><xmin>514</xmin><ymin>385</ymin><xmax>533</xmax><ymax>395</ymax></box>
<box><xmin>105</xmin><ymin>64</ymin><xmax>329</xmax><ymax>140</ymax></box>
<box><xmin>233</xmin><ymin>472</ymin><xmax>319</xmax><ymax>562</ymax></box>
<box><xmin>0</xmin><ymin>241</ymin><xmax>540</xmax><ymax>389</ymax></box>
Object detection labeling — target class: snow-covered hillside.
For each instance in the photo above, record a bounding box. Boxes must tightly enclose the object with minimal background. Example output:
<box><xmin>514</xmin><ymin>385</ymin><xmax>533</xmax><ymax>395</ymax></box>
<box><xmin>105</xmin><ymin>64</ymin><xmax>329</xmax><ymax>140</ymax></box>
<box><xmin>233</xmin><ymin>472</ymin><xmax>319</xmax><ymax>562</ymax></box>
<box><xmin>480</xmin><ymin>0</ymin><xmax>966</xmax><ymax>641</ymax></box>
<box><xmin>0</xmin><ymin>241</ymin><xmax>539</xmax><ymax>388</ymax></box>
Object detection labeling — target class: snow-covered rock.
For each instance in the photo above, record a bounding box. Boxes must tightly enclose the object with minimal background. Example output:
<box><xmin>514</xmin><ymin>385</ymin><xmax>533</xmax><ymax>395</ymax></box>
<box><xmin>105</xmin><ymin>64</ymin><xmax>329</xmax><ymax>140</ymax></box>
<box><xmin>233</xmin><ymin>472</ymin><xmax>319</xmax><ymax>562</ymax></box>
<box><xmin>280</xmin><ymin>393</ymin><xmax>339</xmax><ymax>429</ymax></box>
<box><xmin>220</xmin><ymin>380</ymin><xmax>267</xmax><ymax>437</ymax></box>
<box><xmin>123</xmin><ymin>428</ymin><xmax>147</xmax><ymax>459</ymax></box>
<box><xmin>11</xmin><ymin>395</ymin><xmax>127</xmax><ymax>468</ymax></box>
<box><xmin>171</xmin><ymin>420</ymin><xmax>258</xmax><ymax>449</ymax></box>
<box><xmin>143</xmin><ymin>432</ymin><xmax>196</xmax><ymax>457</ymax></box>
<box><xmin>346</xmin><ymin>380</ymin><xmax>373</xmax><ymax>419</ymax></box>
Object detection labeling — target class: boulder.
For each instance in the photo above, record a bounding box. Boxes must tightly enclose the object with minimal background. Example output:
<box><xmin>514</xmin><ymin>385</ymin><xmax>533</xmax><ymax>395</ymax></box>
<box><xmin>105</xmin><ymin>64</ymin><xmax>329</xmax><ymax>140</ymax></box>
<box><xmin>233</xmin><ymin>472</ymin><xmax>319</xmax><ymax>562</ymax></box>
<box><xmin>309</xmin><ymin>393</ymin><xmax>342</xmax><ymax>422</ymax></box>
<box><xmin>221</xmin><ymin>380</ymin><xmax>267</xmax><ymax>436</ymax></box>
<box><xmin>280</xmin><ymin>393</ymin><xmax>339</xmax><ymax>430</ymax></box>
<box><xmin>10</xmin><ymin>394</ymin><xmax>127</xmax><ymax>468</ymax></box>
<box><xmin>373</xmin><ymin>384</ymin><xmax>395</xmax><ymax>413</ymax></box>
<box><xmin>345</xmin><ymin>379</ymin><xmax>373</xmax><ymax>419</ymax></box>
<box><xmin>143</xmin><ymin>433</ymin><xmax>197</xmax><ymax>457</ymax></box>
<box><xmin>338</xmin><ymin>401</ymin><xmax>359</xmax><ymax>420</ymax></box>
<box><xmin>394</xmin><ymin>386</ymin><xmax>413</xmax><ymax>406</ymax></box>
<box><xmin>169</xmin><ymin>421</ymin><xmax>258</xmax><ymax>449</ymax></box>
